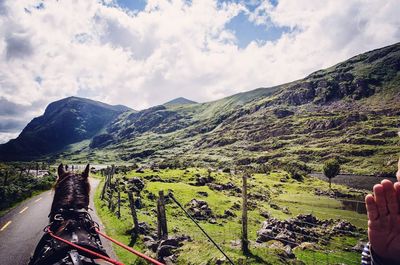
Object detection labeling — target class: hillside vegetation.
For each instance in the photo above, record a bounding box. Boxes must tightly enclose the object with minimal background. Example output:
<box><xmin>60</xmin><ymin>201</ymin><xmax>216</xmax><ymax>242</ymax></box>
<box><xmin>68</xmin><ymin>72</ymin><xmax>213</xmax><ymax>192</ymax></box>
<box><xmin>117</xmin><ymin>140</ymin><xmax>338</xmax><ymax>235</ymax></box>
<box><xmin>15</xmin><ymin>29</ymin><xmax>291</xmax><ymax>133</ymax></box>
<box><xmin>94</xmin><ymin>166</ymin><xmax>368</xmax><ymax>265</ymax></box>
<box><xmin>1</xmin><ymin>42</ymin><xmax>399</xmax><ymax>175</ymax></box>
<box><xmin>68</xmin><ymin>42</ymin><xmax>399</xmax><ymax>175</ymax></box>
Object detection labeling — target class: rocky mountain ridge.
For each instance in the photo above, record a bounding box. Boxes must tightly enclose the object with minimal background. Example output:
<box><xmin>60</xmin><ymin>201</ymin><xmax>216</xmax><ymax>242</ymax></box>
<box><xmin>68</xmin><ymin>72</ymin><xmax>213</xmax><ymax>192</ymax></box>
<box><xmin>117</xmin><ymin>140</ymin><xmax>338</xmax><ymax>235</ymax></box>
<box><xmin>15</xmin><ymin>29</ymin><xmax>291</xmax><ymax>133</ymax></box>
<box><xmin>1</xmin><ymin>42</ymin><xmax>399</xmax><ymax>174</ymax></box>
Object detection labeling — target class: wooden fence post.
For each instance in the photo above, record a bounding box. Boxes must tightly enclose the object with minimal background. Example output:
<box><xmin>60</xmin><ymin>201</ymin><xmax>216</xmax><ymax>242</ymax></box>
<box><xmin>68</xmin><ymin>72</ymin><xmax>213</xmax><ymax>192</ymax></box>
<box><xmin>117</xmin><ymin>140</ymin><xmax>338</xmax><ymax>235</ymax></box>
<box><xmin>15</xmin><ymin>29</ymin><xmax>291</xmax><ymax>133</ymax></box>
<box><xmin>116</xmin><ymin>179</ymin><xmax>121</xmax><ymax>218</ymax></box>
<box><xmin>242</xmin><ymin>173</ymin><xmax>249</xmax><ymax>255</ymax></box>
<box><xmin>128</xmin><ymin>191</ymin><xmax>139</xmax><ymax>237</ymax></box>
<box><xmin>157</xmin><ymin>190</ymin><xmax>168</xmax><ymax>240</ymax></box>
<box><xmin>108</xmin><ymin>165</ymin><xmax>115</xmax><ymax>187</ymax></box>
<box><xmin>100</xmin><ymin>167</ymin><xmax>109</xmax><ymax>200</ymax></box>
<box><xmin>108</xmin><ymin>181</ymin><xmax>114</xmax><ymax>210</ymax></box>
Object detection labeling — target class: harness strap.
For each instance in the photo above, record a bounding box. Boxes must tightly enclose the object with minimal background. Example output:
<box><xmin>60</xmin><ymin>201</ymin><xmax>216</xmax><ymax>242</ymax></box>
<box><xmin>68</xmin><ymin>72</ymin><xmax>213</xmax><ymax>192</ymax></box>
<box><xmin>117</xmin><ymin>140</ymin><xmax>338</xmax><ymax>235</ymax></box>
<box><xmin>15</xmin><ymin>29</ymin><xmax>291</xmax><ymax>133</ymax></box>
<box><xmin>69</xmin><ymin>249</ymin><xmax>83</xmax><ymax>265</ymax></box>
<box><xmin>46</xmin><ymin>226</ymin><xmax>165</xmax><ymax>265</ymax></box>
<box><xmin>46</xmin><ymin>227</ymin><xmax>124</xmax><ymax>265</ymax></box>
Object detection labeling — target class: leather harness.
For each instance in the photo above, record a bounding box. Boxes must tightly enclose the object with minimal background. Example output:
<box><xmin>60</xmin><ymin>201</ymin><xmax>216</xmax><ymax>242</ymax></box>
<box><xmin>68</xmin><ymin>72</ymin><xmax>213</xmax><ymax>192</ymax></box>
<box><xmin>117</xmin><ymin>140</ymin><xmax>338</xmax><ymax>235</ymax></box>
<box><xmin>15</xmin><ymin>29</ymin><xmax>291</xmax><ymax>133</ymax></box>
<box><xmin>29</xmin><ymin>208</ymin><xmax>109</xmax><ymax>265</ymax></box>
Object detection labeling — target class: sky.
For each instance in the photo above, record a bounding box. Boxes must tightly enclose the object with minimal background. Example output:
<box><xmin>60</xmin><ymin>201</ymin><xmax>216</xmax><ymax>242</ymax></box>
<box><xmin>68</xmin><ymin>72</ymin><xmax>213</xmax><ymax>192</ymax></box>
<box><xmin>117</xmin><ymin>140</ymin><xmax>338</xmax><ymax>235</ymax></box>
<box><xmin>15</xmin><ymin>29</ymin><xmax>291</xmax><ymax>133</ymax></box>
<box><xmin>0</xmin><ymin>0</ymin><xmax>399</xmax><ymax>143</ymax></box>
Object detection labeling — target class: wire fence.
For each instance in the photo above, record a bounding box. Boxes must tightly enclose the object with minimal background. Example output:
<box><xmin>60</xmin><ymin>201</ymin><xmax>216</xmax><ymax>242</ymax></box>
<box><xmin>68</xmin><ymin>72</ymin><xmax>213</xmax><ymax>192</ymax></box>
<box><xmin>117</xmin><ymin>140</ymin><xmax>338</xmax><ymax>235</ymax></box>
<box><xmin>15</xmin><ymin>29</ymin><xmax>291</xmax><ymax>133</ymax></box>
<box><xmin>99</xmin><ymin>167</ymin><xmax>368</xmax><ymax>265</ymax></box>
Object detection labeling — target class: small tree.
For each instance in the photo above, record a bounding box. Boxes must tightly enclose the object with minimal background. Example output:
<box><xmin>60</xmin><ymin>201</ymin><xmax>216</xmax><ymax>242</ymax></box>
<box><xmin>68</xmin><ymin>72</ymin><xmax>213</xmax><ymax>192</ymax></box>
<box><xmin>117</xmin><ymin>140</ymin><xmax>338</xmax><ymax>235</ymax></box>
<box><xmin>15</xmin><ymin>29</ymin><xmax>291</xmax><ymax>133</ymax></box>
<box><xmin>323</xmin><ymin>159</ymin><xmax>340</xmax><ymax>190</ymax></box>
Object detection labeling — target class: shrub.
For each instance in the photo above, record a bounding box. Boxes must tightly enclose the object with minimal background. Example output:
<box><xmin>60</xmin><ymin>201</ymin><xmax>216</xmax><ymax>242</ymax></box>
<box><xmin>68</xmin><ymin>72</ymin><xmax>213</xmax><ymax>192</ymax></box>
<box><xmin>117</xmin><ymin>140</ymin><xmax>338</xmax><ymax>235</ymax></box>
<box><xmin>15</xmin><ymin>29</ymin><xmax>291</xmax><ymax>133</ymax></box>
<box><xmin>323</xmin><ymin>159</ymin><xmax>341</xmax><ymax>189</ymax></box>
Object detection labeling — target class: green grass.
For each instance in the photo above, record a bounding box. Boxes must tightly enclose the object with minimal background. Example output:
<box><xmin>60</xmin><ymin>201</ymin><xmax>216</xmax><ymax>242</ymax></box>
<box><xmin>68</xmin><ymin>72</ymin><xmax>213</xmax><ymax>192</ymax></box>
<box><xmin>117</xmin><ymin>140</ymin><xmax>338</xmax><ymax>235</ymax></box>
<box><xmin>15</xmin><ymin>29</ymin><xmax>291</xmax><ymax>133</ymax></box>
<box><xmin>94</xmin><ymin>168</ymin><xmax>368</xmax><ymax>264</ymax></box>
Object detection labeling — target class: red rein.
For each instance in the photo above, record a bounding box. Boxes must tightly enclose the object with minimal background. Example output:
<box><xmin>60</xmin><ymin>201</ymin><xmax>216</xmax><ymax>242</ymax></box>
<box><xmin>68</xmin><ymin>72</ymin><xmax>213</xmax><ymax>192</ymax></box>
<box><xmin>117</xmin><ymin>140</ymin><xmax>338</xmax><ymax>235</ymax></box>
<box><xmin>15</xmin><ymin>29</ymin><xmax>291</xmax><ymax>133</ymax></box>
<box><xmin>46</xmin><ymin>227</ymin><xmax>164</xmax><ymax>265</ymax></box>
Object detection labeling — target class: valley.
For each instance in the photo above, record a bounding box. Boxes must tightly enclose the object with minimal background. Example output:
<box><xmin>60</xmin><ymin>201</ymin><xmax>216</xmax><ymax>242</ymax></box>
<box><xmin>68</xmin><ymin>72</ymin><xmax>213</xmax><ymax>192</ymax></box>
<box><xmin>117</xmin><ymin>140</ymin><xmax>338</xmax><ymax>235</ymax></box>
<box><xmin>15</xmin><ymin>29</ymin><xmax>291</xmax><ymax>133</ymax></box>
<box><xmin>93</xmin><ymin>166</ymin><xmax>368</xmax><ymax>265</ymax></box>
<box><xmin>0</xmin><ymin>41</ymin><xmax>399</xmax><ymax>265</ymax></box>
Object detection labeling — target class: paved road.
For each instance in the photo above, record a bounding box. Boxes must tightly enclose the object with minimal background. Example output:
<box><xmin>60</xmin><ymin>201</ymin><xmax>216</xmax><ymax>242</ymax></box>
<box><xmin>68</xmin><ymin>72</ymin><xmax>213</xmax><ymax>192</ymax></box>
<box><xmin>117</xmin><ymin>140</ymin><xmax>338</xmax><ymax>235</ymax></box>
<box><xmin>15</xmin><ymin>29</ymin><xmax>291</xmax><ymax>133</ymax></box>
<box><xmin>0</xmin><ymin>178</ymin><xmax>116</xmax><ymax>265</ymax></box>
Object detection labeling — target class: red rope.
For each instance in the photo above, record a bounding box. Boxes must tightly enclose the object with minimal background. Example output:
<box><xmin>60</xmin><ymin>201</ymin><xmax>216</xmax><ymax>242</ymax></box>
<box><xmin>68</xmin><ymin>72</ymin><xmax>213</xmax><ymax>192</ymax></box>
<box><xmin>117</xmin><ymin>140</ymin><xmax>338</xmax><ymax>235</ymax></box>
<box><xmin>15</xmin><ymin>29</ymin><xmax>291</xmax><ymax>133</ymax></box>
<box><xmin>95</xmin><ymin>228</ymin><xmax>164</xmax><ymax>265</ymax></box>
<box><xmin>46</xmin><ymin>227</ymin><xmax>165</xmax><ymax>265</ymax></box>
<box><xmin>46</xmin><ymin>227</ymin><xmax>124</xmax><ymax>265</ymax></box>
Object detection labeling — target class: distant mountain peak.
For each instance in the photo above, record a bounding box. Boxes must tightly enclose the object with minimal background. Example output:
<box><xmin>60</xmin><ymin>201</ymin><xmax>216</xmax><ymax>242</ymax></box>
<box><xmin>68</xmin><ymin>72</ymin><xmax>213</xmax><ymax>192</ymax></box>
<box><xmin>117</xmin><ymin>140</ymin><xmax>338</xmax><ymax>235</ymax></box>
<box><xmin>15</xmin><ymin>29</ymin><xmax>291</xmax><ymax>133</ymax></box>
<box><xmin>163</xmin><ymin>97</ymin><xmax>197</xmax><ymax>106</ymax></box>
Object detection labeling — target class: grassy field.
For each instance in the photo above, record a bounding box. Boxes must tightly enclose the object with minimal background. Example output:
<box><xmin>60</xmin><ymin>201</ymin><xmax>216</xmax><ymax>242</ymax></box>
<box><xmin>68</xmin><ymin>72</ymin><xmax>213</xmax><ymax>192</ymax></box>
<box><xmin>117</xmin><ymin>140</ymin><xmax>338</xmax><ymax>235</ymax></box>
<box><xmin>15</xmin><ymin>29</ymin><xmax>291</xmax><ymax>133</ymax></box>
<box><xmin>94</xmin><ymin>167</ymin><xmax>368</xmax><ymax>265</ymax></box>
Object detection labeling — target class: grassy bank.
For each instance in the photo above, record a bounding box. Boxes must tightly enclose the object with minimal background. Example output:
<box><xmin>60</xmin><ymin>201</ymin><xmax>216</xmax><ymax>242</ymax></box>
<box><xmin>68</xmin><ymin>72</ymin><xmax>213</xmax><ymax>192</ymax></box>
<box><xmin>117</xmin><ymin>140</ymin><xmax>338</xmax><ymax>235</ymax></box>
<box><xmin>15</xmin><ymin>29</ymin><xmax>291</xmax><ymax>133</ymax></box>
<box><xmin>0</xmin><ymin>163</ymin><xmax>56</xmax><ymax>216</ymax></box>
<box><xmin>94</xmin><ymin>167</ymin><xmax>368</xmax><ymax>264</ymax></box>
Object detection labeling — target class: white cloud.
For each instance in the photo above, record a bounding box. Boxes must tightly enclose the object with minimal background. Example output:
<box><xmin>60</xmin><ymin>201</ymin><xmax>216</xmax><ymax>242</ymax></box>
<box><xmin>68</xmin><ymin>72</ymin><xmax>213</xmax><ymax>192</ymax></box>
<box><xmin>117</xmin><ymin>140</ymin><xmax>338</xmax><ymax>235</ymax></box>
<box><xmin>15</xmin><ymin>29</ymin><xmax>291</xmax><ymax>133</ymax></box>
<box><xmin>0</xmin><ymin>0</ymin><xmax>399</xmax><ymax>143</ymax></box>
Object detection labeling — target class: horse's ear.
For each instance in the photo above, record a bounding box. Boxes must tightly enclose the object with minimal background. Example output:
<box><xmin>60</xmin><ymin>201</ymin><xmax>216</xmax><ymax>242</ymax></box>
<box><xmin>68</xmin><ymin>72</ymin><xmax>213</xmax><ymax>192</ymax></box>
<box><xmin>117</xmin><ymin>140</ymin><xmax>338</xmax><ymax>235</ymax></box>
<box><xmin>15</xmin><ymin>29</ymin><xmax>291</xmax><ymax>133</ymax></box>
<box><xmin>58</xmin><ymin>164</ymin><xmax>65</xmax><ymax>177</ymax></box>
<box><xmin>83</xmin><ymin>164</ymin><xmax>90</xmax><ymax>178</ymax></box>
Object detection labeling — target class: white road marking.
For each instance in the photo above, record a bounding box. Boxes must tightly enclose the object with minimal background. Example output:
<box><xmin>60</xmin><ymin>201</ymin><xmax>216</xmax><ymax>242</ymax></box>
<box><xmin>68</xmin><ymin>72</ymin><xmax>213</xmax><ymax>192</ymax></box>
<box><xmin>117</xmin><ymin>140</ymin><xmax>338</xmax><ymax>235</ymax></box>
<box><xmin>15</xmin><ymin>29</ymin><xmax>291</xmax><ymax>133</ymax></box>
<box><xmin>19</xmin><ymin>207</ymin><xmax>28</xmax><ymax>214</ymax></box>
<box><xmin>34</xmin><ymin>197</ymin><xmax>42</xmax><ymax>203</ymax></box>
<box><xmin>0</xmin><ymin>221</ymin><xmax>12</xmax><ymax>231</ymax></box>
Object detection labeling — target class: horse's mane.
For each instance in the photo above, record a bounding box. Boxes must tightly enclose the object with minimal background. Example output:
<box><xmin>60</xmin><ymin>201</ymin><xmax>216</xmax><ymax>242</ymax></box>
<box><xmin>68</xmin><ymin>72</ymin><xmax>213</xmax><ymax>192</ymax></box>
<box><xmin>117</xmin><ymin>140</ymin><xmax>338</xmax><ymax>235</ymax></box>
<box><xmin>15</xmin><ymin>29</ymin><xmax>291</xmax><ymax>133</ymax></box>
<box><xmin>51</xmin><ymin>164</ymin><xmax>90</xmax><ymax>213</ymax></box>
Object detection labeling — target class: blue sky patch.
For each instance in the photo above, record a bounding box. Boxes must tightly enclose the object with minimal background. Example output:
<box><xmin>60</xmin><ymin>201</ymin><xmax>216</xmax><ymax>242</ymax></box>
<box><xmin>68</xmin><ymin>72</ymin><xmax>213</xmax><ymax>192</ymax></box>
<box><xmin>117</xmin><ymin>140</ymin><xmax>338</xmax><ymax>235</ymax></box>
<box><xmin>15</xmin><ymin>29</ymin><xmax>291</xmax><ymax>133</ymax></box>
<box><xmin>226</xmin><ymin>11</ymin><xmax>287</xmax><ymax>48</ymax></box>
<box><xmin>115</xmin><ymin>0</ymin><xmax>286</xmax><ymax>48</ymax></box>
<box><xmin>116</xmin><ymin>0</ymin><xmax>147</xmax><ymax>12</ymax></box>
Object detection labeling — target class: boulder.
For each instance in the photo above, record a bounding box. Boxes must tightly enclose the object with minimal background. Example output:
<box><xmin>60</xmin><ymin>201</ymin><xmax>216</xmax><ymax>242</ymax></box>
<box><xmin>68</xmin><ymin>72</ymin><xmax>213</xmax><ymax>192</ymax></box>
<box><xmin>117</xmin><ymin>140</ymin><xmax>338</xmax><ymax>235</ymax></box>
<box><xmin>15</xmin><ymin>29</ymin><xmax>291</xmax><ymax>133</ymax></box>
<box><xmin>197</xmin><ymin>191</ymin><xmax>208</xmax><ymax>197</ymax></box>
<box><xmin>157</xmin><ymin>245</ymin><xmax>177</xmax><ymax>260</ymax></box>
<box><xmin>194</xmin><ymin>175</ymin><xmax>214</xmax><ymax>186</ymax></box>
<box><xmin>223</xmin><ymin>209</ymin><xmax>236</xmax><ymax>218</ymax></box>
<box><xmin>127</xmin><ymin>177</ymin><xmax>145</xmax><ymax>192</ymax></box>
<box><xmin>185</xmin><ymin>199</ymin><xmax>213</xmax><ymax>220</ymax></box>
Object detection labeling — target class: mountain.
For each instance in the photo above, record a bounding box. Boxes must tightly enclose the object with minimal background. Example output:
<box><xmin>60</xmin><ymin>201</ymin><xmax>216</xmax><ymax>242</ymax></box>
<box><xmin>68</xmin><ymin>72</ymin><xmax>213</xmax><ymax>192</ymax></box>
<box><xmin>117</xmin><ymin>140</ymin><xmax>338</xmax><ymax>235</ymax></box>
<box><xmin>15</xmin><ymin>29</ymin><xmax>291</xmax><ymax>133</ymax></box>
<box><xmin>0</xmin><ymin>97</ymin><xmax>130</xmax><ymax>161</ymax></box>
<box><xmin>163</xmin><ymin>97</ymin><xmax>197</xmax><ymax>106</ymax></box>
<box><xmin>1</xmin><ymin>42</ymin><xmax>399</xmax><ymax>174</ymax></box>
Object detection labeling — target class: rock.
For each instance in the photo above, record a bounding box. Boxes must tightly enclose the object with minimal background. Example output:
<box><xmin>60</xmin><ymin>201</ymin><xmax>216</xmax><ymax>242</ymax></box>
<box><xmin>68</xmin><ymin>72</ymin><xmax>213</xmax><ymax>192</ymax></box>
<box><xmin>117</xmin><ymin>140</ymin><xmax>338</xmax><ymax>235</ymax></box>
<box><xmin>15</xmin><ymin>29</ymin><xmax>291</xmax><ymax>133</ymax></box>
<box><xmin>294</xmin><ymin>242</ymin><xmax>319</xmax><ymax>251</ymax></box>
<box><xmin>282</xmin><ymin>207</ymin><xmax>291</xmax><ymax>214</ymax></box>
<box><xmin>270</xmin><ymin>203</ymin><xmax>281</xmax><ymax>210</ymax></box>
<box><xmin>207</xmin><ymin>182</ymin><xmax>241</xmax><ymax>193</ymax></box>
<box><xmin>209</xmin><ymin>218</ymin><xmax>217</xmax><ymax>224</ymax></box>
<box><xmin>256</xmin><ymin>226</ymin><xmax>274</xmax><ymax>243</ymax></box>
<box><xmin>274</xmin><ymin>108</ymin><xmax>294</xmax><ymax>118</ymax></box>
<box><xmin>143</xmin><ymin>236</ymin><xmax>159</xmax><ymax>252</ymax></box>
<box><xmin>194</xmin><ymin>175</ymin><xmax>214</xmax><ymax>186</ymax></box>
<box><xmin>267</xmin><ymin>240</ymin><xmax>285</xmax><ymax>249</ymax></box>
<box><xmin>331</xmin><ymin>220</ymin><xmax>358</xmax><ymax>235</ymax></box>
<box><xmin>135</xmin><ymin>197</ymin><xmax>143</xmax><ymax>209</ymax></box>
<box><xmin>230</xmin><ymin>239</ymin><xmax>241</xmax><ymax>248</ymax></box>
<box><xmin>127</xmin><ymin>177</ymin><xmax>145</xmax><ymax>192</ymax></box>
<box><xmin>223</xmin><ymin>209</ymin><xmax>236</xmax><ymax>218</ymax></box>
<box><xmin>260</xmin><ymin>211</ymin><xmax>270</xmax><ymax>219</ymax></box>
<box><xmin>352</xmin><ymin>241</ymin><xmax>367</xmax><ymax>252</ymax></box>
<box><xmin>280</xmin><ymin>178</ymin><xmax>287</xmax><ymax>183</ymax></box>
<box><xmin>144</xmin><ymin>175</ymin><xmax>164</xmax><ymax>182</ymax></box>
<box><xmin>216</xmin><ymin>257</ymin><xmax>227</xmax><ymax>265</ymax></box>
<box><xmin>136</xmin><ymin>168</ymin><xmax>145</xmax><ymax>173</ymax></box>
<box><xmin>231</xmin><ymin>202</ymin><xmax>241</xmax><ymax>210</ymax></box>
<box><xmin>206</xmin><ymin>183</ymin><xmax>224</xmax><ymax>191</ymax></box>
<box><xmin>185</xmin><ymin>199</ymin><xmax>213</xmax><ymax>220</ymax></box>
<box><xmin>147</xmin><ymin>192</ymin><xmax>156</xmax><ymax>200</ymax></box>
<box><xmin>275</xmin><ymin>231</ymin><xmax>296</xmax><ymax>247</ymax></box>
<box><xmin>283</xmin><ymin>245</ymin><xmax>295</xmax><ymax>259</ymax></box>
<box><xmin>295</xmin><ymin>214</ymin><xmax>319</xmax><ymax>225</ymax></box>
<box><xmin>157</xmin><ymin>245</ymin><xmax>177</xmax><ymax>260</ymax></box>
<box><xmin>137</xmin><ymin>222</ymin><xmax>152</xmax><ymax>235</ymax></box>
<box><xmin>163</xmin><ymin>255</ymin><xmax>177</xmax><ymax>265</ymax></box>
<box><xmin>197</xmin><ymin>191</ymin><xmax>208</xmax><ymax>197</ymax></box>
<box><xmin>268</xmin><ymin>240</ymin><xmax>295</xmax><ymax>259</ymax></box>
<box><xmin>159</xmin><ymin>238</ymin><xmax>181</xmax><ymax>248</ymax></box>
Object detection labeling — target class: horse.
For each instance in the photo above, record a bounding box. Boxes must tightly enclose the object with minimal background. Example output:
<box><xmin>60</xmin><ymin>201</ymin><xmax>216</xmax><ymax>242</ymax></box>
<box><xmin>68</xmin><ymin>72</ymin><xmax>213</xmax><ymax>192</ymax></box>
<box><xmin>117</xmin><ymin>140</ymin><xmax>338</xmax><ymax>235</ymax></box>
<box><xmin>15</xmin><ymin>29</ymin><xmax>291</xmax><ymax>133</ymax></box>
<box><xmin>29</xmin><ymin>164</ymin><xmax>111</xmax><ymax>265</ymax></box>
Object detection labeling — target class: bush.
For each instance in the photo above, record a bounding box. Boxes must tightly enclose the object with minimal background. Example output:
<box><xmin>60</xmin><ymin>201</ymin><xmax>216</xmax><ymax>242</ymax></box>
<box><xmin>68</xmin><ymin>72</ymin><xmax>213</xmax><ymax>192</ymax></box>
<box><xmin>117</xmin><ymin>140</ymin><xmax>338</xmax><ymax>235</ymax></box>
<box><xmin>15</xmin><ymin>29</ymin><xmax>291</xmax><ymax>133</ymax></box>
<box><xmin>323</xmin><ymin>159</ymin><xmax>341</xmax><ymax>189</ymax></box>
<box><xmin>0</xmin><ymin>168</ymin><xmax>56</xmax><ymax>211</ymax></box>
<box><xmin>283</xmin><ymin>161</ymin><xmax>311</xmax><ymax>181</ymax></box>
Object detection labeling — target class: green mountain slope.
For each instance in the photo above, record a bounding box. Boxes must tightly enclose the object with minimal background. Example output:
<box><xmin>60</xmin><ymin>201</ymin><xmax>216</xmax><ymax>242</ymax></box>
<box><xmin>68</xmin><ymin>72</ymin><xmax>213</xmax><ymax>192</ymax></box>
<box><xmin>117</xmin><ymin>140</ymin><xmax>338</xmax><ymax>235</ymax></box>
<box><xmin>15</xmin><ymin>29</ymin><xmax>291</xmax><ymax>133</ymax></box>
<box><xmin>0</xmin><ymin>97</ymin><xmax>130</xmax><ymax>161</ymax></box>
<box><xmin>163</xmin><ymin>97</ymin><xmax>197</xmax><ymax>106</ymax></box>
<box><xmin>1</xmin><ymin>42</ymin><xmax>399</xmax><ymax>174</ymax></box>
